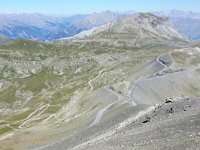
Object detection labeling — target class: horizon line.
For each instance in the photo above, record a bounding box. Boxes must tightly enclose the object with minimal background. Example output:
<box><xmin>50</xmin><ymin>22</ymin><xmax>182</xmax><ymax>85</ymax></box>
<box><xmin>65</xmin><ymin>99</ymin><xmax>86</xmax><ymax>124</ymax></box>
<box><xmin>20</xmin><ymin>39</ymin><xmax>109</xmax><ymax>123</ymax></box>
<box><xmin>0</xmin><ymin>9</ymin><xmax>199</xmax><ymax>16</ymax></box>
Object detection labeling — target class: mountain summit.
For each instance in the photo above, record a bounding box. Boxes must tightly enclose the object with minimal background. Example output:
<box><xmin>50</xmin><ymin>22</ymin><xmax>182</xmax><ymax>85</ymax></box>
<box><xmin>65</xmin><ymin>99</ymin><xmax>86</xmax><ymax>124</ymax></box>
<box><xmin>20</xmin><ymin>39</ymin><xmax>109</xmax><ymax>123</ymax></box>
<box><xmin>70</xmin><ymin>13</ymin><xmax>185</xmax><ymax>47</ymax></box>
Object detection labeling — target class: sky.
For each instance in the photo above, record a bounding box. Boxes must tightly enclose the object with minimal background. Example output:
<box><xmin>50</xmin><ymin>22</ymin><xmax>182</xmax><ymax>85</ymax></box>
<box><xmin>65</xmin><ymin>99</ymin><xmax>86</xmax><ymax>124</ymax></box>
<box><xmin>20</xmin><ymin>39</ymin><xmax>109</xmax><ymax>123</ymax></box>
<box><xmin>0</xmin><ymin>0</ymin><xmax>200</xmax><ymax>15</ymax></box>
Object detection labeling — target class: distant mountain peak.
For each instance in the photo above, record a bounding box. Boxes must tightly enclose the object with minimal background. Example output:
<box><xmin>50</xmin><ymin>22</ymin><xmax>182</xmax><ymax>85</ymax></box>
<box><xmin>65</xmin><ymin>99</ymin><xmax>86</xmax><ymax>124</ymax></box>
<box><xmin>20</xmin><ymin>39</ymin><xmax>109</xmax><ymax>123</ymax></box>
<box><xmin>155</xmin><ymin>10</ymin><xmax>200</xmax><ymax>40</ymax></box>
<box><xmin>133</xmin><ymin>13</ymin><xmax>172</xmax><ymax>30</ymax></box>
<box><xmin>68</xmin><ymin>13</ymin><xmax>185</xmax><ymax>47</ymax></box>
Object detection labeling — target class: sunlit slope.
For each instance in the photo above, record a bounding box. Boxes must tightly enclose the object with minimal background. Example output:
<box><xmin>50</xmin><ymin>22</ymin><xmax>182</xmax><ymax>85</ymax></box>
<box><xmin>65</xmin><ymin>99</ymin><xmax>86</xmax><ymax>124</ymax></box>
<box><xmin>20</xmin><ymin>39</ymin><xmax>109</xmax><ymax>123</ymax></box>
<box><xmin>69</xmin><ymin>13</ymin><xmax>187</xmax><ymax>47</ymax></box>
<box><xmin>0</xmin><ymin>13</ymin><xmax>197</xmax><ymax>150</ymax></box>
<box><xmin>0</xmin><ymin>39</ymin><xmax>99</xmax><ymax>137</ymax></box>
<box><xmin>129</xmin><ymin>47</ymin><xmax>200</xmax><ymax>105</ymax></box>
<box><xmin>0</xmin><ymin>38</ymin><xmax>183</xmax><ymax>149</ymax></box>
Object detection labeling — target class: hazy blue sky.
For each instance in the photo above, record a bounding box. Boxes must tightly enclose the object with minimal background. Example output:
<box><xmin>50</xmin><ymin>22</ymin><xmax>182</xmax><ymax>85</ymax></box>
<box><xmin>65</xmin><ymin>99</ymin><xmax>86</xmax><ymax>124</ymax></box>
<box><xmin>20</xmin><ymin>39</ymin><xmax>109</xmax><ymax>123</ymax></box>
<box><xmin>0</xmin><ymin>0</ymin><xmax>199</xmax><ymax>15</ymax></box>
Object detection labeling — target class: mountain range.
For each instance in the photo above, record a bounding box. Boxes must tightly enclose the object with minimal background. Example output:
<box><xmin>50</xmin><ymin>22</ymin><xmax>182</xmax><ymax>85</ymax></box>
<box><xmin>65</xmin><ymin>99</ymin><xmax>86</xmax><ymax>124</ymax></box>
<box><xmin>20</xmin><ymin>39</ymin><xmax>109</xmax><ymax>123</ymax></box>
<box><xmin>0</xmin><ymin>10</ymin><xmax>199</xmax><ymax>41</ymax></box>
<box><xmin>0</xmin><ymin>11</ymin><xmax>129</xmax><ymax>41</ymax></box>
<box><xmin>0</xmin><ymin>13</ymin><xmax>80</xmax><ymax>41</ymax></box>
<box><xmin>157</xmin><ymin>9</ymin><xmax>200</xmax><ymax>40</ymax></box>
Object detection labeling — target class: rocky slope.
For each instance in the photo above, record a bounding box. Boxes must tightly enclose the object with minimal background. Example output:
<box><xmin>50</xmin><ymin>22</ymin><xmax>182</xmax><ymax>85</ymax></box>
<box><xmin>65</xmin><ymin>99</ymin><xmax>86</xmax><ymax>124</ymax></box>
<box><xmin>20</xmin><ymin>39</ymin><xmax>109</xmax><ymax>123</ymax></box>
<box><xmin>69</xmin><ymin>13</ymin><xmax>186</xmax><ymax>47</ymax></box>
<box><xmin>36</xmin><ymin>97</ymin><xmax>200</xmax><ymax>150</ymax></box>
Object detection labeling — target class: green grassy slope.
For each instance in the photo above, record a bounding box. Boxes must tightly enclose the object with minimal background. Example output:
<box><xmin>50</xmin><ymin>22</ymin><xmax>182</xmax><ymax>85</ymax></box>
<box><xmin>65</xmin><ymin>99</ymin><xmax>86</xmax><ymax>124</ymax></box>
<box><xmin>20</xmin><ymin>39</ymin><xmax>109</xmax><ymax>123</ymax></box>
<box><xmin>0</xmin><ymin>38</ymin><xmax>182</xmax><ymax>138</ymax></box>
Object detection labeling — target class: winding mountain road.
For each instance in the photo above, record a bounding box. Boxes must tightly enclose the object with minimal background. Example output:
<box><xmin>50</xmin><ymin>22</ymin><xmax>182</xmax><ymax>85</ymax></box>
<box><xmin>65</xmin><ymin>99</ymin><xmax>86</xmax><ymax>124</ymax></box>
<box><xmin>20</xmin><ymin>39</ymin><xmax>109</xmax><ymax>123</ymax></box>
<box><xmin>19</xmin><ymin>104</ymin><xmax>49</xmax><ymax>128</ymax></box>
<box><xmin>88</xmin><ymin>102</ymin><xmax>116</xmax><ymax>127</ymax></box>
<box><xmin>90</xmin><ymin>53</ymin><xmax>170</xmax><ymax>127</ymax></box>
<box><xmin>89</xmin><ymin>87</ymin><xmax>122</xmax><ymax>127</ymax></box>
<box><xmin>156</xmin><ymin>54</ymin><xmax>168</xmax><ymax>68</ymax></box>
<box><xmin>128</xmin><ymin>53</ymin><xmax>170</xmax><ymax>105</ymax></box>
<box><xmin>88</xmin><ymin>69</ymin><xmax>104</xmax><ymax>92</ymax></box>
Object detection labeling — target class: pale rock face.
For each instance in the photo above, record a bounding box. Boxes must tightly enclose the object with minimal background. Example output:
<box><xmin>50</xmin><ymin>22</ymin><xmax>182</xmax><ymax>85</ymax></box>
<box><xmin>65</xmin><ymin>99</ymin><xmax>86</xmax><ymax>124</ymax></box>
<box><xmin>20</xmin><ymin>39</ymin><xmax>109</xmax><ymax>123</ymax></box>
<box><xmin>67</xmin><ymin>13</ymin><xmax>185</xmax><ymax>47</ymax></box>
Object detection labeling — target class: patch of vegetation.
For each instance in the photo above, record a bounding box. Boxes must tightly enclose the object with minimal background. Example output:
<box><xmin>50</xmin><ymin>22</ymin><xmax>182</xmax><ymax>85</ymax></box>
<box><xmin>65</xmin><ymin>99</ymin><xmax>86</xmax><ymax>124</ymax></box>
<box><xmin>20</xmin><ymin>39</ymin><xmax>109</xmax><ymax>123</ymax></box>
<box><xmin>17</xmin><ymin>69</ymin><xmax>61</xmax><ymax>93</ymax></box>
<box><xmin>7</xmin><ymin>110</ymin><xmax>33</xmax><ymax>121</ymax></box>
<box><xmin>0</xmin><ymin>88</ymin><xmax>16</xmax><ymax>103</ymax></box>
<box><xmin>92</xmin><ymin>104</ymin><xmax>99</xmax><ymax>110</ymax></box>
<box><xmin>0</xmin><ymin>126</ymin><xmax>13</xmax><ymax>135</ymax></box>
<box><xmin>44</xmin><ymin>106</ymin><xmax>61</xmax><ymax>114</ymax></box>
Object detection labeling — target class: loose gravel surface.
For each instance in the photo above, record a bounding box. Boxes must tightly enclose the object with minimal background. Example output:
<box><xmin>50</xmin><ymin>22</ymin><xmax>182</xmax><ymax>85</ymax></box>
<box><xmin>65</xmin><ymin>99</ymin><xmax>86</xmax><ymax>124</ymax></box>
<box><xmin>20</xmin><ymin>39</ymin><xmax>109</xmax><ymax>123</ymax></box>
<box><xmin>34</xmin><ymin>97</ymin><xmax>200</xmax><ymax>150</ymax></box>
